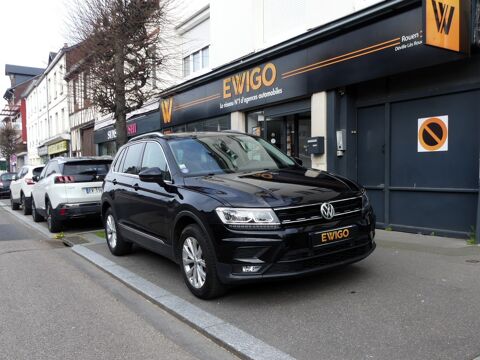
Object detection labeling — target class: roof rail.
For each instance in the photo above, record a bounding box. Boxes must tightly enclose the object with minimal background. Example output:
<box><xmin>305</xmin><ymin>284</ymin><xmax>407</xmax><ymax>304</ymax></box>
<box><xmin>129</xmin><ymin>132</ymin><xmax>164</xmax><ymax>142</ymax></box>
<box><xmin>222</xmin><ymin>130</ymin><xmax>246</xmax><ymax>134</ymax></box>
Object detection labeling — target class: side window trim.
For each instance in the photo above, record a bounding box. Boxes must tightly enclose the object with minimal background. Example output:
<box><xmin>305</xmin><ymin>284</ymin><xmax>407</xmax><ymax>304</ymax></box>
<box><xmin>140</xmin><ymin>141</ymin><xmax>172</xmax><ymax>182</ymax></box>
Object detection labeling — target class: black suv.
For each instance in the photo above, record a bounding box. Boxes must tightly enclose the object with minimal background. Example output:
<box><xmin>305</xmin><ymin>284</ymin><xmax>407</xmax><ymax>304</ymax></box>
<box><xmin>102</xmin><ymin>131</ymin><xmax>375</xmax><ymax>299</ymax></box>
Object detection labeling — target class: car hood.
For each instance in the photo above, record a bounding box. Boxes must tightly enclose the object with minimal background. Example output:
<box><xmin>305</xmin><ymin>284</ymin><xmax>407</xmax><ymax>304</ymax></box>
<box><xmin>182</xmin><ymin>168</ymin><xmax>361</xmax><ymax>208</ymax></box>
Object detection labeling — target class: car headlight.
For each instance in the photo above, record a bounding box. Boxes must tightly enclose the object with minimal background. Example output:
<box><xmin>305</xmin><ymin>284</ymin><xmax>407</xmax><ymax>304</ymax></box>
<box><xmin>216</xmin><ymin>207</ymin><xmax>280</xmax><ymax>229</ymax></box>
<box><xmin>361</xmin><ymin>189</ymin><xmax>370</xmax><ymax>209</ymax></box>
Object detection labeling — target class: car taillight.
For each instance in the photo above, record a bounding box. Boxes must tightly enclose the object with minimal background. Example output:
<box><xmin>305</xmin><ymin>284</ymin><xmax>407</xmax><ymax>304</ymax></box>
<box><xmin>25</xmin><ymin>178</ymin><xmax>35</xmax><ymax>185</ymax></box>
<box><xmin>54</xmin><ymin>176</ymin><xmax>75</xmax><ymax>184</ymax></box>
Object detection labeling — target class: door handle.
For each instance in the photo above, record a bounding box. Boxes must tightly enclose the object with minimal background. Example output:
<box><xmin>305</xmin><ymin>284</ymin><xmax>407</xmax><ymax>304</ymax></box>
<box><xmin>112</xmin><ymin>179</ymin><xmax>117</xmax><ymax>185</ymax></box>
<box><xmin>133</xmin><ymin>183</ymin><xmax>139</xmax><ymax>191</ymax></box>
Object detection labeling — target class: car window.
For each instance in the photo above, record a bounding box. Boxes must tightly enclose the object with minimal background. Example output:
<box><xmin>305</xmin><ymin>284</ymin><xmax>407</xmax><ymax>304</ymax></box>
<box><xmin>63</xmin><ymin>161</ymin><xmax>111</xmax><ymax>176</ymax></box>
<box><xmin>32</xmin><ymin>167</ymin><xmax>44</xmax><ymax>177</ymax></box>
<box><xmin>122</xmin><ymin>143</ymin><xmax>144</xmax><ymax>175</ymax></box>
<box><xmin>1</xmin><ymin>173</ymin><xmax>15</xmax><ymax>181</ymax></box>
<box><xmin>113</xmin><ymin>149</ymin><xmax>126</xmax><ymax>173</ymax></box>
<box><xmin>141</xmin><ymin>142</ymin><xmax>171</xmax><ymax>181</ymax></box>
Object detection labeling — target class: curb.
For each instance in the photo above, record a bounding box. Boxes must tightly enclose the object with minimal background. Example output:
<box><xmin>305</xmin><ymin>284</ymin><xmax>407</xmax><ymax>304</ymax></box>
<box><xmin>72</xmin><ymin>244</ymin><xmax>295</xmax><ymax>360</ymax></box>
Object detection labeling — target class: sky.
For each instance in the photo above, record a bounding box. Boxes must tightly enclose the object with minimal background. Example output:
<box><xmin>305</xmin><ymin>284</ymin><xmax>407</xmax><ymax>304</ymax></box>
<box><xmin>0</xmin><ymin>0</ymin><xmax>69</xmax><ymax>107</ymax></box>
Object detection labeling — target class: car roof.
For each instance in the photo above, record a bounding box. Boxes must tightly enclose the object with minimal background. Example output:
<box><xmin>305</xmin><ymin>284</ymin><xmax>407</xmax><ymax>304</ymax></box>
<box><xmin>129</xmin><ymin>131</ymin><xmax>250</xmax><ymax>143</ymax></box>
<box><xmin>49</xmin><ymin>156</ymin><xmax>113</xmax><ymax>164</ymax></box>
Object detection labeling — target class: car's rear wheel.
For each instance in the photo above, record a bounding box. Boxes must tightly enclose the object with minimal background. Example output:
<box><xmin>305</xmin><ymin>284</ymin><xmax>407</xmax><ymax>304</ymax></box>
<box><xmin>105</xmin><ymin>208</ymin><xmax>132</xmax><ymax>256</ymax></box>
<box><xmin>21</xmin><ymin>193</ymin><xmax>31</xmax><ymax>215</ymax></box>
<box><xmin>180</xmin><ymin>224</ymin><xmax>226</xmax><ymax>299</ymax></box>
<box><xmin>31</xmin><ymin>198</ymin><xmax>43</xmax><ymax>222</ymax></box>
<box><xmin>10</xmin><ymin>194</ymin><xmax>19</xmax><ymax>210</ymax></box>
<box><xmin>46</xmin><ymin>201</ymin><xmax>62</xmax><ymax>233</ymax></box>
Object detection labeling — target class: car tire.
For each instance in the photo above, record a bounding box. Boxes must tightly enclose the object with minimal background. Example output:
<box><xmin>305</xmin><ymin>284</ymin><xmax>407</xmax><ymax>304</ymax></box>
<box><xmin>104</xmin><ymin>208</ymin><xmax>132</xmax><ymax>256</ymax></box>
<box><xmin>21</xmin><ymin>193</ymin><xmax>31</xmax><ymax>215</ymax></box>
<box><xmin>31</xmin><ymin>198</ymin><xmax>43</xmax><ymax>222</ymax></box>
<box><xmin>10</xmin><ymin>194</ymin><xmax>19</xmax><ymax>210</ymax></box>
<box><xmin>46</xmin><ymin>201</ymin><xmax>62</xmax><ymax>233</ymax></box>
<box><xmin>179</xmin><ymin>224</ymin><xmax>226</xmax><ymax>299</ymax></box>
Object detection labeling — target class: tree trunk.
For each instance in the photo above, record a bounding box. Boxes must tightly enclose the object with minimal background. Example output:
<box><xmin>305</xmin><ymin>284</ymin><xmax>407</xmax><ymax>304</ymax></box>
<box><xmin>114</xmin><ymin>35</ymin><xmax>128</xmax><ymax>150</ymax></box>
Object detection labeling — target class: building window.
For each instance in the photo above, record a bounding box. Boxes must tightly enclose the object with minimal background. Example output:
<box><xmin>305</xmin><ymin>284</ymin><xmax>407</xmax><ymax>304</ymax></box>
<box><xmin>182</xmin><ymin>46</ymin><xmax>210</xmax><ymax>78</ymax></box>
<box><xmin>54</xmin><ymin>72</ymin><xmax>57</xmax><ymax>99</ymax></box>
<box><xmin>183</xmin><ymin>56</ymin><xmax>191</xmax><ymax>77</ymax></box>
<box><xmin>59</xmin><ymin>65</ymin><xmax>64</xmax><ymax>95</ymax></box>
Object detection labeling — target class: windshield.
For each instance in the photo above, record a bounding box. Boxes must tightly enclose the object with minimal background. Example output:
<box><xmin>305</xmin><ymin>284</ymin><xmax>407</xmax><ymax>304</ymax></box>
<box><xmin>168</xmin><ymin>134</ymin><xmax>296</xmax><ymax>176</ymax></box>
<box><xmin>1</xmin><ymin>173</ymin><xmax>15</xmax><ymax>181</ymax></box>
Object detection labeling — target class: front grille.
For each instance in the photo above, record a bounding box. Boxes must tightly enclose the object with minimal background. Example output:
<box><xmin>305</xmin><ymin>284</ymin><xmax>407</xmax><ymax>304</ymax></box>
<box><xmin>267</xmin><ymin>242</ymin><xmax>373</xmax><ymax>274</ymax></box>
<box><xmin>274</xmin><ymin>196</ymin><xmax>362</xmax><ymax>225</ymax></box>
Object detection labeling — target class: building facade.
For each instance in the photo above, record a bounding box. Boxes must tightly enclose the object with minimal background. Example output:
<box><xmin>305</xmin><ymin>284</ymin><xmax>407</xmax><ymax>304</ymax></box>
<box><xmin>26</xmin><ymin>47</ymin><xmax>72</xmax><ymax>164</ymax></box>
<box><xmin>1</xmin><ymin>65</ymin><xmax>44</xmax><ymax>170</ymax></box>
<box><xmin>93</xmin><ymin>0</ymin><xmax>480</xmax><ymax>239</ymax></box>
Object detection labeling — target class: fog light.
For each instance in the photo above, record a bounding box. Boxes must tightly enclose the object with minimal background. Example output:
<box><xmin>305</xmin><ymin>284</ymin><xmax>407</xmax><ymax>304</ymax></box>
<box><xmin>242</xmin><ymin>265</ymin><xmax>262</xmax><ymax>273</ymax></box>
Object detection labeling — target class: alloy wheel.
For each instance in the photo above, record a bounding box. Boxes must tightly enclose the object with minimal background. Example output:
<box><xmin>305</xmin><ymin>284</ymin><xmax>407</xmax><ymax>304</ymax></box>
<box><xmin>106</xmin><ymin>214</ymin><xmax>117</xmax><ymax>249</ymax></box>
<box><xmin>182</xmin><ymin>237</ymin><xmax>207</xmax><ymax>289</ymax></box>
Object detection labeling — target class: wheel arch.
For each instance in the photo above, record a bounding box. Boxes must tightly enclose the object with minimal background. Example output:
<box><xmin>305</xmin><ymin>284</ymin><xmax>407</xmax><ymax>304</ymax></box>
<box><xmin>172</xmin><ymin>210</ymin><xmax>213</xmax><ymax>263</ymax></box>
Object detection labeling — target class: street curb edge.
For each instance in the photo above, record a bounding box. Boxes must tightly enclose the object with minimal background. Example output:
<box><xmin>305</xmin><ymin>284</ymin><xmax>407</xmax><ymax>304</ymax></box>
<box><xmin>71</xmin><ymin>244</ymin><xmax>295</xmax><ymax>360</ymax></box>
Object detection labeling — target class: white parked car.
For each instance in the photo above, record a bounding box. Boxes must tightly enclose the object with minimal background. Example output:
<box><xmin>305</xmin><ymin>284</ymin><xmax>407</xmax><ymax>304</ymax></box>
<box><xmin>31</xmin><ymin>156</ymin><xmax>112</xmax><ymax>233</ymax></box>
<box><xmin>10</xmin><ymin>165</ymin><xmax>45</xmax><ymax>215</ymax></box>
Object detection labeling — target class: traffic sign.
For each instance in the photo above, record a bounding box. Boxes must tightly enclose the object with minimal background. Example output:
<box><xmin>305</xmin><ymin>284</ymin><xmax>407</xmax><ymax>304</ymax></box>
<box><xmin>418</xmin><ymin>116</ymin><xmax>448</xmax><ymax>152</ymax></box>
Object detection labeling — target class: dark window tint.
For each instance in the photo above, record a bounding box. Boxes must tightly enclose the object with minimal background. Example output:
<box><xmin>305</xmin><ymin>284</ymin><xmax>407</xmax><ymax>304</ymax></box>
<box><xmin>113</xmin><ymin>149</ymin><xmax>126</xmax><ymax>172</ymax></box>
<box><xmin>33</xmin><ymin>167</ymin><xmax>44</xmax><ymax>177</ymax></box>
<box><xmin>122</xmin><ymin>144</ymin><xmax>144</xmax><ymax>174</ymax></box>
<box><xmin>1</xmin><ymin>173</ymin><xmax>15</xmax><ymax>181</ymax></box>
<box><xmin>141</xmin><ymin>143</ymin><xmax>171</xmax><ymax>181</ymax></box>
<box><xmin>63</xmin><ymin>161</ymin><xmax>111</xmax><ymax>176</ymax></box>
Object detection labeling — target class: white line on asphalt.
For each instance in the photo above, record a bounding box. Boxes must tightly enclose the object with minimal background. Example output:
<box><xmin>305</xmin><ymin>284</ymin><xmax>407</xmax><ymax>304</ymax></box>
<box><xmin>72</xmin><ymin>244</ymin><xmax>296</xmax><ymax>360</ymax></box>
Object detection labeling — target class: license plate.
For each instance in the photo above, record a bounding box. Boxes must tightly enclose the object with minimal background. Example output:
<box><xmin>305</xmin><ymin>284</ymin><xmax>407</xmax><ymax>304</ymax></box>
<box><xmin>312</xmin><ymin>226</ymin><xmax>354</xmax><ymax>246</ymax></box>
<box><xmin>83</xmin><ymin>187</ymin><xmax>102</xmax><ymax>194</ymax></box>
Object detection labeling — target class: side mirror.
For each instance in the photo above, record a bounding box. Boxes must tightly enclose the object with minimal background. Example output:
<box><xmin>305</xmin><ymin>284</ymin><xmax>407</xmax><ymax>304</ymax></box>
<box><xmin>139</xmin><ymin>167</ymin><xmax>165</xmax><ymax>185</ymax></box>
<box><xmin>293</xmin><ymin>156</ymin><xmax>303</xmax><ymax>166</ymax></box>
<box><xmin>32</xmin><ymin>175</ymin><xmax>39</xmax><ymax>182</ymax></box>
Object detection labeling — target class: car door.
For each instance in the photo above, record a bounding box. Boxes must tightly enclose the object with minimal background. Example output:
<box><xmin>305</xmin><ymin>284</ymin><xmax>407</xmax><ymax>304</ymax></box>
<box><xmin>34</xmin><ymin>162</ymin><xmax>58</xmax><ymax>211</ymax></box>
<box><xmin>134</xmin><ymin>141</ymin><xmax>175</xmax><ymax>244</ymax></box>
<box><xmin>113</xmin><ymin>143</ymin><xmax>145</xmax><ymax>228</ymax></box>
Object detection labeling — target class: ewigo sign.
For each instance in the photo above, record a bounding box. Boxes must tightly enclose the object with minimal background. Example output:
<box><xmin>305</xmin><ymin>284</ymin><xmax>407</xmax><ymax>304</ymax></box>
<box><xmin>159</xmin><ymin>3</ymin><xmax>470</xmax><ymax>128</ymax></box>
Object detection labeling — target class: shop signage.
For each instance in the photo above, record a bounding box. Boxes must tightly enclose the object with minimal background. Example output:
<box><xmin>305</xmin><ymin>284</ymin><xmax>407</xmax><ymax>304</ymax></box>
<box><xmin>159</xmin><ymin>4</ymin><xmax>469</xmax><ymax>127</ymax></box>
<box><xmin>38</xmin><ymin>146</ymin><xmax>48</xmax><ymax>156</ymax></box>
<box><xmin>418</xmin><ymin>115</ymin><xmax>449</xmax><ymax>152</ymax></box>
<box><xmin>424</xmin><ymin>0</ymin><xmax>470</xmax><ymax>52</ymax></box>
<box><xmin>48</xmin><ymin>140</ymin><xmax>69</xmax><ymax>155</ymax></box>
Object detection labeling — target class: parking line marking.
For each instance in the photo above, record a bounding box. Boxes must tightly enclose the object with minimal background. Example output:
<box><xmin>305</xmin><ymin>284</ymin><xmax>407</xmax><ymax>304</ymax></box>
<box><xmin>72</xmin><ymin>244</ymin><xmax>295</xmax><ymax>360</ymax></box>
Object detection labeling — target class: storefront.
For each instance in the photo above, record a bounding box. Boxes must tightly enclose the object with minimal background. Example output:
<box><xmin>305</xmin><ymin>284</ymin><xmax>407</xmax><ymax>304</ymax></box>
<box><xmin>47</xmin><ymin>140</ymin><xmax>69</xmax><ymax>158</ymax></box>
<box><xmin>94</xmin><ymin>110</ymin><xmax>162</xmax><ymax>155</ymax></box>
<box><xmin>155</xmin><ymin>0</ymin><xmax>478</xmax><ymax>238</ymax></box>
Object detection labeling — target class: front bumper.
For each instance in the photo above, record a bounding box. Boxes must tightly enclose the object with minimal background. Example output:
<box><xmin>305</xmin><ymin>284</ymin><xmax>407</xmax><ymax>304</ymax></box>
<box><xmin>212</xmin><ymin>208</ymin><xmax>376</xmax><ymax>284</ymax></box>
<box><xmin>54</xmin><ymin>202</ymin><xmax>101</xmax><ymax>219</ymax></box>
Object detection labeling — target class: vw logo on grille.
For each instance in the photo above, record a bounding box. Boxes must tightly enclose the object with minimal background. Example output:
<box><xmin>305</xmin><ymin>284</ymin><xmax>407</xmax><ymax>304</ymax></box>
<box><xmin>320</xmin><ymin>202</ymin><xmax>335</xmax><ymax>220</ymax></box>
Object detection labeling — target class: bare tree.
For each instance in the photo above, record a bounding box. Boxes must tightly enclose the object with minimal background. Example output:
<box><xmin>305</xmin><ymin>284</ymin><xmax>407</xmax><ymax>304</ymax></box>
<box><xmin>0</xmin><ymin>123</ymin><xmax>18</xmax><ymax>171</ymax></box>
<box><xmin>67</xmin><ymin>0</ymin><xmax>175</xmax><ymax>148</ymax></box>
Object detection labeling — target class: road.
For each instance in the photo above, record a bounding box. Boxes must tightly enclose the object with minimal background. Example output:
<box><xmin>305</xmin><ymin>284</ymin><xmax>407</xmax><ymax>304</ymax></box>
<box><xmin>0</xmin><ymin>207</ymin><xmax>237</xmax><ymax>360</ymax></box>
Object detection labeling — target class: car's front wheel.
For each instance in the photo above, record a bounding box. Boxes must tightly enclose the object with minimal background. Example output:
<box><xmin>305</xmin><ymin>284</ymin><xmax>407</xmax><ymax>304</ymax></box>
<box><xmin>46</xmin><ymin>201</ymin><xmax>62</xmax><ymax>233</ymax></box>
<box><xmin>10</xmin><ymin>194</ymin><xmax>19</xmax><ymax>210</ymax></box>
<box><xmin>180</xmin><ymin>224</ymin><xmax>226</xmax><ymax>299</ymax></box>
<box><xmin>104</xmin><ymin>208</ymin><xmax>132</xmax><ymax>256</ymax></box>
<box><xmin>21</xmin><ymin>193</ymin><xmax>31</xmax><ymax>215</ymax></box>
<box><xmin>31</xmin><ymin>198</ymin><xmax>43</xmax><ymax>222</ymax></box>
